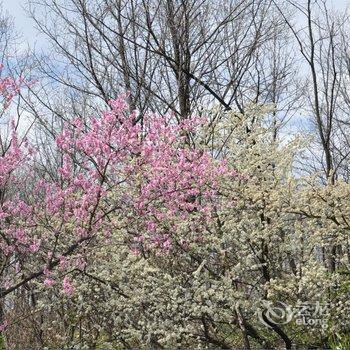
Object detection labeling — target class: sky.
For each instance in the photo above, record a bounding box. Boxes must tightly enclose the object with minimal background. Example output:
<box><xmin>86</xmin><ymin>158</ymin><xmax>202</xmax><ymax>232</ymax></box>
<box><xmin>2</xmin><ymin>0</ymin><xmax>40</xmax><ymax>48</ymax></box>
<box><xmin>2</xmin><ymin>0</ymin><xmax>350</xmax><ymax>50</ymax></box>
<box><xmin>0</xmin><ymin>0</ymin><xmax>350</xmax><ymax>48</ymax></box>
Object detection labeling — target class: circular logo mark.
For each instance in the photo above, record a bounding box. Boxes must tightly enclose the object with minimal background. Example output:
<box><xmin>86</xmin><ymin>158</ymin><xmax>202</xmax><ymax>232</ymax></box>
<box><xmin>257</xmin><ymin>301</ymin><xmax>293</xmax><ymax>328</ymax></box>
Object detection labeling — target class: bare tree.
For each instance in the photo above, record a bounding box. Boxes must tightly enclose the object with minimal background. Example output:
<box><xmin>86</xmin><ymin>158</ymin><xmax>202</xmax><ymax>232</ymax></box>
<box><xmin>25</xmin><ymin>0</ymin><xmax>299</xmax><ymax>126</ymax></box>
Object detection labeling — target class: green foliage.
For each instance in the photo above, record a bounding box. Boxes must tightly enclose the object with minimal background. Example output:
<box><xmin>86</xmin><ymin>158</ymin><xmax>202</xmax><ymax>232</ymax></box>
<box><xmin>0</xmin><ymin>334</ymin><xmax>5</xmax><ymax>350</ymax></box>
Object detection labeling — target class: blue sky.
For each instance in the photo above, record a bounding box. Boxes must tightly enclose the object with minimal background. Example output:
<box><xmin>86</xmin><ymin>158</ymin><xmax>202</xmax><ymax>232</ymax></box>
<box><xmin>3</xmin><ymin>0</ymin><xmax>350</xmax><ymax>48</ymax></box>
<box><xmin>2</xmin><ymin>0</ymin><xmax>39</xmax><ymax>47</ymax></box>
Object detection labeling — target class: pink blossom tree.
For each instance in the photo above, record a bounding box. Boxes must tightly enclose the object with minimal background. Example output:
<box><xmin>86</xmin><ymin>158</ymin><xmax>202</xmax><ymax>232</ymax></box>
<box><xmin>0</xmin><ymin>85</ymin><xmax>232</xmax><ymax>306</ymax></box>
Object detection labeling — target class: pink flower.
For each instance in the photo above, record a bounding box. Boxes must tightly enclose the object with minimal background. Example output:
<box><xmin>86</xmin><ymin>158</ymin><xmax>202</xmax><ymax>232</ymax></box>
<box><xmin>29</xmin><ymin>239</ymin><xmax>41</xmax><ymax>253</ymax></box>
<box><xmin>131</xmin><ymin>247</ymin><xmax>141</xmax><ymax>256</ymax></box>
<box><xmin>59</xmin><ymin>256</ymin><xmax>67</xmax><ymax>270</ymax></box>
<box><xmin>44</xmin><ymin>278</ymin><xmax>55</xmax><ymax>287</ymax></box>
<box><xmin>0</xmin><ymin>320</ymin><xmax>8</xmax><ymax>331</ymax></box>
<box><xmin>163</xmin><ymin>238</ymin><xmax>172</xmax><ymax>250</ymax></box>
<box><xmin>63</xmin><ymin>276</ymin><xmax>74</xmax><ymax>296</ymax></box>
